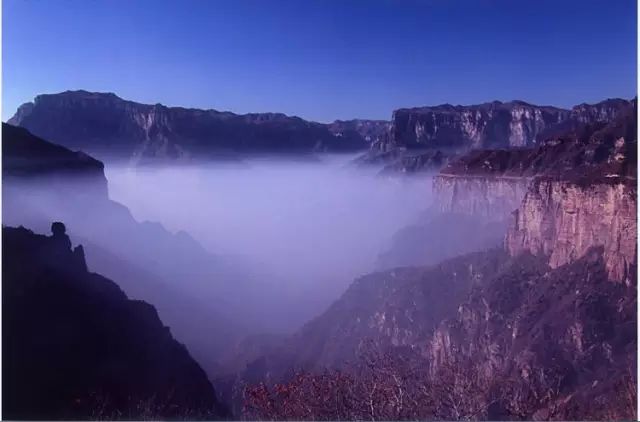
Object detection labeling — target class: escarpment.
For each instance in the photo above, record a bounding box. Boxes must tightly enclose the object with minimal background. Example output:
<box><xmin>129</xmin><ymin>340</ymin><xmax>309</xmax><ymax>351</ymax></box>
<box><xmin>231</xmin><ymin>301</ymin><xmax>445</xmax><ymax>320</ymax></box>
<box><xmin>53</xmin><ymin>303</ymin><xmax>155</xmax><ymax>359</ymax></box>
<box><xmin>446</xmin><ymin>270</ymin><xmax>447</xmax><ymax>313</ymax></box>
<box><xmin>506</xmin><ymin>179</ymin><xmax>637</xmax><ymax>284</ymax></box>
<box><xmin>502</xmin><ymin>100</ymin><xmax>637</xmax><ymax>284</ymax></box>
<box><xmin>432</xmin><ymin>174</ymin><xmax>530</xmax><ymax>221</ymax></box>
<box><xmin>383</xmin><ymin>98</ymin><xmax>633</xmax><ymax>152</ymax></box>
<box><xmin>360</xmin><ymin>97</ymin><xmax>634</xmax><ymax>173</ymax></box>
<box><xmin>2</xmin><ymin>123</ymin><xmax>108</xmax><ymax>197</ymax></box>
<box><xmin>385</xmin><ymin>101</ymin><xmax>567</xmax><ymax>151</ymax></box>
<box><xmin>9</xmin><ymin>90</ymin><xmax>376</xmax><ymax>164</ymax></box>
<box><xmin>425</xmin><ymin>101</ymin><xmax>637</xmax><ymax>417</ymax></box>
<box><xmin>2</xmin><ymin>224</ymin><xmax>226</xmax><ymax>420</ymax></box>
<box><xmin>431</xmin><ymin>98</ymin><xmax>636</xmax><ymax>220</ymax></box>
<box><xmin>239</xmin><ymin>98</ymin><xmax>637</xmax><ymax>420</ymax></box>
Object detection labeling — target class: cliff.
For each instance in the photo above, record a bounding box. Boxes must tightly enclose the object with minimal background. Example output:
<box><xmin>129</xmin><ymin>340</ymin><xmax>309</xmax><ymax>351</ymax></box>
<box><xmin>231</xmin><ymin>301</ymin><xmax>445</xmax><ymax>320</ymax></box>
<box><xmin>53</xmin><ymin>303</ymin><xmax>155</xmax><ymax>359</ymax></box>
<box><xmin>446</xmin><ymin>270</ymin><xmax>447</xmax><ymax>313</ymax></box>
<box><xmin>385</xmin><ymin>101</ymin><xmax>568</xmax><ymax>151</ymax></box>
<box><xmin>431</xmin><ymin>98</ymin><xmax>636</xmax><ymax>220</ymax></box>
<box><xmin>360</xmin><ymin>97</ymin><xmax>634</xmax><ymax>173</ymax></box>
<box><xmin>426</xmin><ymin>247</ymin><xmax>636</xmax><ymax>420</ymax></box>
<box><xmin>432</xmin><ymin>174</ymin><xmax>530</xmax><ymax>221</ymax></box>
<box><xmin>8</xmin><ymin>90</ymin><xmax>373</xmax><ymax>163</ymax></box>
<box><xmin>2</xmin><ymin>123</ymin><xmax>108</xmax><ymax>197</ymax></box>
<box><xmin>381</xmin><ymin>98</ymin><xmax>632</xmax><ymax>152</ymax></box>
<box><xmin>240</xmin><ymin>246</ymin><xmax>636</xmax><ymax>419</ymax></box>
<box><xmin>2</xmin><ymin>224</ymin><xmax>226</xmax><ymax>420</ymax></box>
<box><xmin>506</xmin><ymin>179</ymin><xmax>637</xmax><ymax>285</ymax></box>
<box><xmin>238</xmin><ymin>98</ymin><xmax>638</xmax><ymax>420</ymax></box>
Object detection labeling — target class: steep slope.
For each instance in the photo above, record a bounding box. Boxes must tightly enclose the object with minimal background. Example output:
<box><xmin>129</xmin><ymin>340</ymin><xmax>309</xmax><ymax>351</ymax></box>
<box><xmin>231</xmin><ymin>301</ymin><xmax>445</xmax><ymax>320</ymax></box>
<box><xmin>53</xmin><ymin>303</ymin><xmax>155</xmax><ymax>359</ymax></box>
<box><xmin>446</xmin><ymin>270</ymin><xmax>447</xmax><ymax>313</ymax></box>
<box><xmin>9</xmin><ymin>90</ymin><xmax>372</xmax><ymax>163</ymax></box>
<box><xmin>2</xmin><ymin>123</ymin><xmax>288</xmax><ymax>376</ymax></box>
<box><xmin>239</xmin><ymin>100</ymin><xmax>638</xmax><ymax>420</ymax></box>
<box><xmin>2</xmin><ymin>224</ymin><xmax>226</xmax><ymax>420</ymax></box>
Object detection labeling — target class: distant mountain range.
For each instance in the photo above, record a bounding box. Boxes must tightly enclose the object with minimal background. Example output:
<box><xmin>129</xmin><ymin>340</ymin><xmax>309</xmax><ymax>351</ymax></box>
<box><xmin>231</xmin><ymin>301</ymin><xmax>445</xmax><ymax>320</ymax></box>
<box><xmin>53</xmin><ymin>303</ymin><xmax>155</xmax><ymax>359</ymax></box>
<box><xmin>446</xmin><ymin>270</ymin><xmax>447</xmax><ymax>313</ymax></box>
<box><xmin>8</xmin><ymin>91</ymin><xmax>384</xmax><ymax>164</ymax></box>
<box><xmin>8</xmin><ymin>90</ymin><xmax>634</xmax><ymax>168</ymax></box>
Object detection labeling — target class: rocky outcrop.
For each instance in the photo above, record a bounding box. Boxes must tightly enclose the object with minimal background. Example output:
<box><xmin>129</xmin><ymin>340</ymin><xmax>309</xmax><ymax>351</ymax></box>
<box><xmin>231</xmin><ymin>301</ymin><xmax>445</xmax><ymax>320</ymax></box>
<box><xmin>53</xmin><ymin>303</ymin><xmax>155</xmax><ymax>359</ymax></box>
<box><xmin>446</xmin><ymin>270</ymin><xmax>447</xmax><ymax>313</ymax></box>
<box><xmin>425</xmin><ymin>248</ymin><xmax>636</xmax><ymax>420</ymax></box>
<box><xmin>383</xmin><ymin>101</ymin><xmax>568</xmax><ymax>151</ymax></box>
<box><xmin>506</xmin><ymin>179</ymin><xmax>637</xmax><ymax>285</ymax></box>
<box><xmin>363</xmin><ymin>97</ymin><xmax>634</xmax><ymax>173</ymax></box>
<box><xmin>2</xmin><ymin>224</ymin><xmax>226</xmax><ymax>420</ymax></box>
<box><xmin>237</xmin><ymin>97</ymin><xmax>637</xmax><ymax>420</ymax></box>
<box><xmin>380</xmin><ymin>98</ymin><xmax>633</xmax><ymax>153</ymax></box>
<box><xmin>226</xmin><ymin>249</ymin><xmax>508</xmax><ymax>393</ymax></box>
<box><xmin>9</xmin><ymin>90</ymin><xmax>373</xmax><ymax>164</ymax></box>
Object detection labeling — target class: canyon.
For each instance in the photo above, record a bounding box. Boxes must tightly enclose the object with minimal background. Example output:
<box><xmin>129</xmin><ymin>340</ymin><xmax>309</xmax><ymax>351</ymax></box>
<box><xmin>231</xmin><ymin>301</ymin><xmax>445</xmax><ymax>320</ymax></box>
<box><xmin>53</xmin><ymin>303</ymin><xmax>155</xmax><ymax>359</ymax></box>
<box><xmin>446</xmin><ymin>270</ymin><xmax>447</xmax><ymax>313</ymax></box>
<box><xmin>230</xmin><ymin>99</ymin><xmax>638</xmax><ymax>419</ymax></box>
<box><xmin>3</xmin><ymin>93</ymin><xmax>637</xmax><ymax>420</ymax></box>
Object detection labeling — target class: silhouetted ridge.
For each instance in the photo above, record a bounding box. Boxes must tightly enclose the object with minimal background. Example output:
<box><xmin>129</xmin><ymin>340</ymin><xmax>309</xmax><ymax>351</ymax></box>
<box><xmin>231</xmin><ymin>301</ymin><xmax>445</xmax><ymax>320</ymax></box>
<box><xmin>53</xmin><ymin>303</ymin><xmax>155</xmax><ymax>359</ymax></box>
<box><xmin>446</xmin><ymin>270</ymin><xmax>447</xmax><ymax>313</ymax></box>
<box><xmin>2</xmin><ymin>224</ymin><xmax>227</xmax><ymax>420</ymax></box>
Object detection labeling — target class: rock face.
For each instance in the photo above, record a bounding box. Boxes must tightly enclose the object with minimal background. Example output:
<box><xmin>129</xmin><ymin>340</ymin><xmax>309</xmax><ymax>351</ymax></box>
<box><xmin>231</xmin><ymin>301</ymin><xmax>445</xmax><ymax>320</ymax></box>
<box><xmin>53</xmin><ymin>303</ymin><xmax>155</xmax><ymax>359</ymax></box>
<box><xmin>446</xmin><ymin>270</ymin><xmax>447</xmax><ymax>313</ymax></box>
<box><xmin>2</xmin><ymin>224</ymin><xmax>226</xmax><ymax>420</ymax></box>
<box><xmin>432</xmin><ymin>174</ymin><xmax>530</xmax><ymax>221</ymax></box>
<box><xmin>383</xmin><ymin>101</ymin><xmax>568</xmax><ymax>151</ymax></box>
<box><xmin>379</xmin><ymin>98</ymin><xmax>633</xmax><ymax>152</ymax></box>
<box><xmin>361</xmin><ymin>97</ymin><xmax>634</xmax><ymax>173</ymax></box>
<box><xmin>8</xmin><ymin>90</ymin><xmax>374</xmax><ymax>163</ymax></box>
<box><xmin>425</xmin><ymin>248</ymin><xmax>636</xmax><ymax>420</ymax></box>
<box><xmin>238</xmin><ymin>97</ymin><xmax>637</xmax><ymax>420</ymax></box>
<box><xmin>431</xmin><ymin>98</ymin><xmax>637</xmax><ymax>221</ymax></box>
<box><xmin>506</xmin><ymin>179</ymin><xmax>637</xmax><ymax>285</ymax></box>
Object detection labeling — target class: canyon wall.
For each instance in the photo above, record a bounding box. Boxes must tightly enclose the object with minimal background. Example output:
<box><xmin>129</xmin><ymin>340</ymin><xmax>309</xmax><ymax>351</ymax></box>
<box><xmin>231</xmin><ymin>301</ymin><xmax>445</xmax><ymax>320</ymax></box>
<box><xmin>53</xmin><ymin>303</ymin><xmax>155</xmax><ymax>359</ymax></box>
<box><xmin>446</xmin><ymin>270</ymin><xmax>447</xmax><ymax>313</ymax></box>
<box><xmin>361</xmin><ymin>97</ymin><xmax>634</xmax><ymax>173</ymax></box>
<box><xmin>385</xmin><ymin>101</ymin><xmax>568</xmax><ymax>151</ymax></box>
<box><xmin>506</xmin><ymin>178</ymin><xmax>637</xmax><ymax>285</ymax></box>
<box><xmin>374</xmin><ymin>98</ymin><xmax>632</xmax><ymax>153</ymax></box>
<box><xmin>9</xmin><ymin>90</ymin><xmax>379</xmax><ymax>164</ymax></box>
<box><xmin>432</xmin><ymin>174</ymin><xmax>530</xmax><ymax>221</ymax></box>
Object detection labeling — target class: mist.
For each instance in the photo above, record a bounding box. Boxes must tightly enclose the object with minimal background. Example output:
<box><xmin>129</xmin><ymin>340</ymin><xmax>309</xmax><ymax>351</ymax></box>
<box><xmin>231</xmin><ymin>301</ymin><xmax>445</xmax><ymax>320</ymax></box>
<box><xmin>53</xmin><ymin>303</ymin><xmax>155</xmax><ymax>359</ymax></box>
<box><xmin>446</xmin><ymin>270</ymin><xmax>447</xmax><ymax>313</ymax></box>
<box><xmin>3</xmin><ymin>154</ymin><xmax>437</xmax><ymax>375</ymax></box>
<box><xmin>104</xmin><ymin>155</ymin><xmax>433</xmax><ymax>317</ymax></box>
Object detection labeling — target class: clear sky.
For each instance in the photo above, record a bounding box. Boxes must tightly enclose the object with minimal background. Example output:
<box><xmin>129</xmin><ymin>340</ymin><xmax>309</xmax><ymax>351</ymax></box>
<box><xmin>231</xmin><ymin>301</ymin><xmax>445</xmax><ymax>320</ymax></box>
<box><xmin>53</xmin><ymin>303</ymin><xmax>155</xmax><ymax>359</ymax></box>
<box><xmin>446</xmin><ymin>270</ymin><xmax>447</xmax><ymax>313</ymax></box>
<box><xmin>2</xmin><ymin>0</ymin><xmax>637</xmax><ymax>122</ymax></box>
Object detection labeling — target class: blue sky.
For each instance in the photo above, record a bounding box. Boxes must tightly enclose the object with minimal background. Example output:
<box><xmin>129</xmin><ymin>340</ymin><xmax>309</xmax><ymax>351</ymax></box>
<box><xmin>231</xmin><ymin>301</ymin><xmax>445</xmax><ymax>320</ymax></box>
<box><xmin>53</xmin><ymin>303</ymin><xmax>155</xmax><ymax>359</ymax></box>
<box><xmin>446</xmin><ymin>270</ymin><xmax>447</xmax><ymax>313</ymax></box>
<box><xmin>3</xmin><ymin>0</ymin><xmax>637</xmax><ymax>122</ymax></box>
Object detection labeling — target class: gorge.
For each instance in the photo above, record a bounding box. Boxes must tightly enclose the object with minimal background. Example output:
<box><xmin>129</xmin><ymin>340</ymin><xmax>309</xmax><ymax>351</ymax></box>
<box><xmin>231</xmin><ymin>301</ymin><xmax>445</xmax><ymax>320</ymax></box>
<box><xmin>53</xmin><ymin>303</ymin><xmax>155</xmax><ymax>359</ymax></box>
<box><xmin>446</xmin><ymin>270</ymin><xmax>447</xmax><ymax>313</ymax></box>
<box><xmin>2</xmin><ymin>92</ymin><xmax>637</xmax><ymax>420</ymax></box>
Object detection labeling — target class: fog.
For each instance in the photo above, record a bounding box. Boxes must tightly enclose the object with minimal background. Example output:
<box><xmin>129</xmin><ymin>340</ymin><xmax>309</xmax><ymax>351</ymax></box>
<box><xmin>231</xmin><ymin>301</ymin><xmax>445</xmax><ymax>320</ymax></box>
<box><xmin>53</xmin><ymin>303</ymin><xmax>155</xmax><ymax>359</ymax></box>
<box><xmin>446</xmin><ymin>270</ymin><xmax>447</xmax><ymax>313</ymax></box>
<box><xmin>105</xmin><ymin>155</ymin><xmax>433</xmax><ymax>314</ymax></box>
<box><xmin>4</xmin><ymin>154</ymin><xmax>439</xmax><ymax>375</ymax></box>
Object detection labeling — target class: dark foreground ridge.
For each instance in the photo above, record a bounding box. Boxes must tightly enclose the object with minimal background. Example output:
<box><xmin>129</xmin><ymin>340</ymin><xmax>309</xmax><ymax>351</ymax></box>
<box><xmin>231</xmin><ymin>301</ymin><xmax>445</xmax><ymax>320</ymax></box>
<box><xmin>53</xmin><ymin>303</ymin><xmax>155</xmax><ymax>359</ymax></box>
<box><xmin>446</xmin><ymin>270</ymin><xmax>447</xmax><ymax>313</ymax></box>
<box><xmin>2</xmin><ymin>223</ymin><xmax>227</xmax><ymax>420</ymax></box>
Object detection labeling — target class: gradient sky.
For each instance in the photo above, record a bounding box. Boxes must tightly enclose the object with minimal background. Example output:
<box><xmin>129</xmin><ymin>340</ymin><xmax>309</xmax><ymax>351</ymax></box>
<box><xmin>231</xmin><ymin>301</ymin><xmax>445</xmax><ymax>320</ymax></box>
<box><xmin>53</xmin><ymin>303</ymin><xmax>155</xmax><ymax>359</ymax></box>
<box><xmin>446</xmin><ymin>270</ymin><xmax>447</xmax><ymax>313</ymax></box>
<box><xmin>3</xmin><ymin>0</ymin><xmax>637</xmax><ymax>122</ymax></box>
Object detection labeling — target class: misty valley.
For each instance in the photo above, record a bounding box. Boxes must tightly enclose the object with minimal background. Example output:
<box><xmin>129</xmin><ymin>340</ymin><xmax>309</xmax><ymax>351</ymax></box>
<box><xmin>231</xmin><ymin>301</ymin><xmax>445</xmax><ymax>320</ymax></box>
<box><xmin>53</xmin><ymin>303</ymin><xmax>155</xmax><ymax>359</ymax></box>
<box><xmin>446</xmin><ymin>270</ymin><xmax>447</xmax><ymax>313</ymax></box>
<box><xmin>1</xmin><ymin>89</ymin><xmax>636</xmax><ymax>421</ymax></box>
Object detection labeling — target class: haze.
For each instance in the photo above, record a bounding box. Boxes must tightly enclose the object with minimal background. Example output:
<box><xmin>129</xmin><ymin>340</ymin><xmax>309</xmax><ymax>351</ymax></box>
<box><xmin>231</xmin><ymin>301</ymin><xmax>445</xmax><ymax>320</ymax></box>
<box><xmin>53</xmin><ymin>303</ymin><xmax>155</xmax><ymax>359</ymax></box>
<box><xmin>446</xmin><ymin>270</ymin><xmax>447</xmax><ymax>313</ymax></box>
<box><xmin>105</xmin><ymin>155</ymin><xmax>432</xmax><ymax>307</ymax></box>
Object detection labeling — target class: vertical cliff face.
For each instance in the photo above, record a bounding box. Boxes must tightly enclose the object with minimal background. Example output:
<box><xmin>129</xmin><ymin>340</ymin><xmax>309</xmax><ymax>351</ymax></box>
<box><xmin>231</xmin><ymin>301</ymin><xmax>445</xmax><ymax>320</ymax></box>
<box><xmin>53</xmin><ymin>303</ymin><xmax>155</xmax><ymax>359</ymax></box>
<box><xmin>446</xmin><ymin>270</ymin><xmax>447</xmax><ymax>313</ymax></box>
<box><xmin>506</xmin><ymin>179</ymin><xmax>637</xmax><ymax>285</ymax></box>
<box><xmin>385</xmin><ymin>101</ymin><xmax>569</xmax><ymax>151</ymax></box>
<box><xmin>432</xmin><ymin>174</ymin><xmax>530</xmax><ymax>221</ymax></box>
<box><xmin>362</xmin><ymin>98</ymin><xmax>634</xmax><ymax>174</ymax></box>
